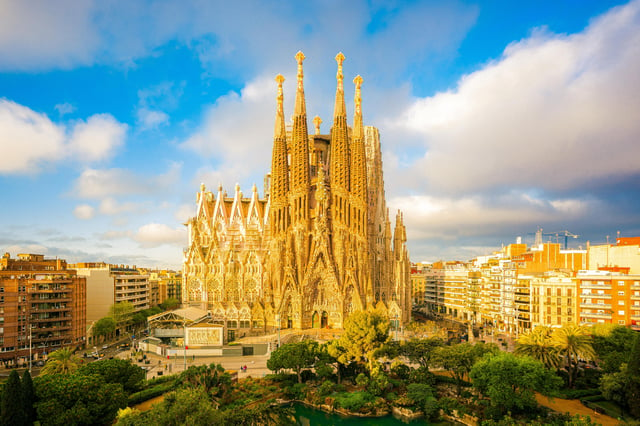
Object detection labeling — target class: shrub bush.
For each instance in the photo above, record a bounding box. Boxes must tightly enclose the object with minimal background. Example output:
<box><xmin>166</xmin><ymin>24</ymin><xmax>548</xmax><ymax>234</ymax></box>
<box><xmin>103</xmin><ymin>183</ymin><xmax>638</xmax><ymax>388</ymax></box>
<box><xmin>128</xmin><ymin>381</ymin><xmax>177</xmax><ymax>406</ymax></box>
<box><xmin>333</xmin><ymin>391</ymin><xmax>374</xmax><ymax>412</ymax></box>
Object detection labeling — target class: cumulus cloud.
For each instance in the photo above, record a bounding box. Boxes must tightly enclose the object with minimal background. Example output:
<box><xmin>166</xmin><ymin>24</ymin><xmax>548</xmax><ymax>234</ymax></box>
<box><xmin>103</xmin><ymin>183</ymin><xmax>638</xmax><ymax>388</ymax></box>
<box><xmin>72</xmin><ymin>163</ymin><xmax>181</xmax><ymax>199</ymax></box>
<box><xmin>68</xmin><ymin>114</ymin><xmax>127</xmax><ymax>162</ymax></box>
<box><xmin>174</xmin><ymin>204</ymin><xmax>195</xmax><ymax>223</ymax></box>
<box><xmin>73</xmin><ymin>204</ymin><xmax>96</xmax><ymax>220</ymax></box>
<box><xmin>0</xmin><ymin>0</ymin><xmax>98</xmax><ymax>70</ymax></box>
<box><xmin>98</xmin><ymin>198</ymin><xmax>143</xmax><ymax>215</ymax></box>
<box><xmin>180</xmin><ymin>75</ymin><xmax>275</xmax><ymax>184</ymax></box>
<box><xmin>389</xmin><ymin>0</ymin><xmax>640</xmax><ymax>196</ymax></box>
<box><xmin>0</xmin><ymin>99</ymin><xmax>66</xmax><ymax>173</ymax></box>
<box><xmin>389</xmin><ymin>193</ymin><xmax>601</xmax><ymax>241</ymax></box>
<box><xmin>54</xmin><ymin>102</ymin><xmax>76</xmax><ymax>116</ymax></box>
<box><xmin>0</xmin><ymin>99</ymin><xmax>127</xmax><ymax>174</ymax></box>
<box><xmin>136</xmin><ymin>108</ymin><xmax>169</xmax><ymax>130</ymax></box>
<box><xmin>134</xmin><ymin>223</ymin><xmax>187</xmax><ymax>248</ymax></box>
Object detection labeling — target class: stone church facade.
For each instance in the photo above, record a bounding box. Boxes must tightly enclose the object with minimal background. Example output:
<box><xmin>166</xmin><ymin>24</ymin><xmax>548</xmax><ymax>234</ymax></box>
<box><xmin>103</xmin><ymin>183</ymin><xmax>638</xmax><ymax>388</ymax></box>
<box><xmin>183</xmin><ymin>52</ymin><xmax>410</xmax><ymax>336</ymax></box>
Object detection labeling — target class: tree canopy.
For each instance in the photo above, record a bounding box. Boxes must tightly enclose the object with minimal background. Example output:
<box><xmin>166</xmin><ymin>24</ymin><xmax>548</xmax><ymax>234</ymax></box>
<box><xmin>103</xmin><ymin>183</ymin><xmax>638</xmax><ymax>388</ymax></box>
<box><xmin>35</xmin><ymin>373</ymin><xmax>127</xmax><ymax>425</ymax></box>
<box><xmin>335</xmin><ymin>309</ymin><xmax>390</xmax><ymax>371</ymax></box>
<box><xmin>40</xmin><ymin>348</ymin><xmax>83</xmax><ymax>375</ymax></box>
<box><xmin>267</xmin><ymin>340</ymin><xmax>319</xmax><ymax>383</ymax></box>
<box><xmin>434</xmin><ymin>342</ymin><xmax>499</xmax><ymax>394</ymax></box>
<box><xmin>470</xmin><ymin>352</ymin><xmax>562</xmax><ymax>417</ymax></box>
<box><xmin>77</xmin><ymin>359</ymin><xmax>145</xmax><ymax>393</ymax></box>
<box><xmin>551</xmin><ymin>324</ymin><xmax>595</xmax><ymax>388</ymax></box>
<box><xmin>515</xmin><ymin>326</ymin><xmax>560</xmax><ymax>370</ymax></box>
<box><xmin>93</xmin><ymin>316</ymin><xmax>117</xmax><ymax>340</ymax></box>
<box><xmin>109</xmin><ymin>301</ymin><xmax>135</xmax><ymax>324</ymax></box>
<box><xmin>1</xmin><ymin>370</ymin><xmax>26</xmax><ymax>426</ymax></box>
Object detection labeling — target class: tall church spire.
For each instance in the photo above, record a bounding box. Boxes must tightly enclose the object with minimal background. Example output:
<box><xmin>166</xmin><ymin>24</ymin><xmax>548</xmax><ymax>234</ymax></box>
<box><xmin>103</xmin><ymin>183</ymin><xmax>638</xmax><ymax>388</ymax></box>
<box><xmin>330</xmin><ymin>52</ymin><xmax>350</xmax><ymax>195</ymax></box>
<box><xmin>333</xmin><ymin>52</ymin><xmax>346</xmax><ymax>117</ymax></box>
<box><xmin>290</xmin><ymin>51</ymin><xmax>311</xmax><ymax>223</ymax></box>
<box><xmin>270</xmin><ymin>74</ymin><xmax>290</xmax><ymax>235</ymax></box>
<box><xmin>350</xmin><ymin>75</ymin><xmax>367</xmax><ymax>232</ymax></box>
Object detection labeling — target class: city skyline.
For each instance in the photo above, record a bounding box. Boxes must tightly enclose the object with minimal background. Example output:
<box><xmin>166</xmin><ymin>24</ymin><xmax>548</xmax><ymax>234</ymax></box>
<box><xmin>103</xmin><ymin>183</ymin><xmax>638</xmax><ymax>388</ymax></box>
<box><xmin>1</xmin><ymin>0</ymin><xmax>639</xmax><ymax>269</ymax></box>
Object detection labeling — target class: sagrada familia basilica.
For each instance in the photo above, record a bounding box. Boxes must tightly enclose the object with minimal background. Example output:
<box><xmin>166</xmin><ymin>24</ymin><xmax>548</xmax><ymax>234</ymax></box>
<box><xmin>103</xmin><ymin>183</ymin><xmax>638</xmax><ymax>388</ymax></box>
<box><xmin>183</xmin><ymin>52</ymin><xmax>410</xmax><ymax>333</ymax></box>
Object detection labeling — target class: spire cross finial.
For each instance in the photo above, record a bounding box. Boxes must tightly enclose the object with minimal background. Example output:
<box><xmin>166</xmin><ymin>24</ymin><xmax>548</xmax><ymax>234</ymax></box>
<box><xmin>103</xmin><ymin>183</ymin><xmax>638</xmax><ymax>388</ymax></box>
<box><xmin>335</xmin><ymin>52</ymin><xmax>345</xmax><ymax>91</ymax></box>
<box><xmin>275</xmin><ymin>74</ymin><xmax>285</xmax><ymax>113</ymax></box>
<box><xmin>354</xmin><ymin>75</ymin><xmax>363</xmax><ymax>116</ymax></box>
<box><xmin>313</xmin><ymin>115</ymin><xmax>322</xmax><ymax>135</ymax></box>
<box><xmin>295</xmin><ymin>51</ymin><xmax>305</xmax><ymax>90</ymax></box>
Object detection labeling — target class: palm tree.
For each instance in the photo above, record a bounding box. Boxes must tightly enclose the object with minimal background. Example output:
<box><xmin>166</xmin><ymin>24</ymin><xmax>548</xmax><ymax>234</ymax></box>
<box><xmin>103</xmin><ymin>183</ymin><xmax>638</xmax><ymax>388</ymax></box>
<box><xmin>515</xmin><ymin>326</ymin><xmax>560</xmax><ymax>370</ymax></box>
<box><xmin>551</xmin><ymin>324</ymin><xmax>596</xmax><ymax>388</ymax></box>
<box><xmin>40</xmin><ymin>348</ymin><xmax>83</xmax><ymax>375</ymax></box>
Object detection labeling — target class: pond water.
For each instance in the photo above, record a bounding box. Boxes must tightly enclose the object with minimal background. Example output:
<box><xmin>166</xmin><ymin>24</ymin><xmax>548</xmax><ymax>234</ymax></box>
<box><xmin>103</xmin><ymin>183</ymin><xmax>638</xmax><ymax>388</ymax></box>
<box><xmin>293</xmin><ymin>403</ymin><xmax>431</xmax><ymax>425</ymax></box>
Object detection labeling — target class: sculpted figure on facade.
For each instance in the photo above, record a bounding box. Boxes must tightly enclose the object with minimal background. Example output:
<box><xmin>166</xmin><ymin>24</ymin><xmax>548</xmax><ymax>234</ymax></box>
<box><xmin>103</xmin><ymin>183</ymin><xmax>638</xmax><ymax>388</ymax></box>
<box><xmin>183</xmin><ymin>52</ymin><xmax>411</xmax><ymax>335</ymax></box>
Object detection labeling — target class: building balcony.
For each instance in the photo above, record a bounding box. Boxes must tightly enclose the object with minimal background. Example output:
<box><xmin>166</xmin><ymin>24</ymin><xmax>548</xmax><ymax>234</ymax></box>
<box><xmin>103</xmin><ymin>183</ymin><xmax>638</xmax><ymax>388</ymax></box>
<box><xmin>581</xmin><ymin>293</ymin><xmax>611</xmax><ymax>299</ymax></box>
<box><xmin>580</xmin><ymin>312</ymin><xmax>612</xmax><ymax>319</ymax></box>
<box><xmin>631</xmin><ymin>315</ymin><xmax>640</xmax><ymax>320</ymax></box>
<box><xmin>631</xmin><ymin>295</ymin><xmax>640</xmax><ymax>301</ymax></box>
<box><xmin>579</xmin><ymin>283</ymin><xmax>612</xmax><ymax>289</ymax></box>
<box><xmin>580</xmin><ymin>303</ymin><xmax>612</xmax><ymax>309</ymax></box>
<box><xmin>30</xmin><ymin>306</ymin><xmax>71</xmax><ymax>313</ymax></box>
<box><xmin>31</xmin><ymin>297</ymin><xmax>72</xmax><ymax>303</ymax></box>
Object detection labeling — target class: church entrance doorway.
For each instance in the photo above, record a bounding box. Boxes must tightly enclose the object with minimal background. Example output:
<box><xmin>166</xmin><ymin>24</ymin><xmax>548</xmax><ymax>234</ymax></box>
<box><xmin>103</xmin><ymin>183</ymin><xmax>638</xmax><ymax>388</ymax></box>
<box><xmin>312</xmin><ymin>312</ymin><xmax>319</xmax><ymax>328</ymax></box>
<box><xmin>287</xmin><ymin>317</ymin><xmax>292</xmax><ymax>329</ymax></box>
<box><xmin>321</xmin><ymin>311</ymin><xmax>328</xmax><ymax>328</ymax></box>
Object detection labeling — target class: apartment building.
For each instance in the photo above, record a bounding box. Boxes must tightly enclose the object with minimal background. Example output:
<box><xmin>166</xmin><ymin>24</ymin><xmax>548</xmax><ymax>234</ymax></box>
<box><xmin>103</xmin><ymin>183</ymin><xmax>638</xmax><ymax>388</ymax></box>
<box><xmin>147</xmin><ymin>270</ymin><xmax>182</xmax><ymax>307</ymax></box>
<box><xmin>71</xmin><ymin>262</ymin><xmax>150</xmax><ymax>324</ymax></box>
<box><xmin>530</xmin><ymin>273</ymin><xmax>578</xmax><ymax>328</ymax></box>
<box><xmin>0</xmin><ymin>253</ymin><xmax>86</xmax><ymax>366</ymax></box>
<box><xmin>577</xmin><ymin>270</ymin><xmax>640</xmax><ymax>329</ymax></box>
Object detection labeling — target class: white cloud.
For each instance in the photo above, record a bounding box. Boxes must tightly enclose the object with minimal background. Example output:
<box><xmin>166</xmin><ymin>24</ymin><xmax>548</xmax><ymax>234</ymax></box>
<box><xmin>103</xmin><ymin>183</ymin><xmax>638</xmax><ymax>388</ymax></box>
<box><xmin>68</xmin><ymin>114</ymin><xmax>127</xmax><ymax>162</ymax></box>
<box><xmin>136</xmin><ymin>108</ymin><xmax>169</xmax><ymax>130</ymax></box>
<box><xmin>134</xmin><ymin>223</ymin><xmax>187</xmax><ymax>248</ymax></box>
<box><xmin>180</xmin><ymin>75</ymin><xmax>275</xmax><ymax>185</ymax></box>
<box><xmin>0</xmin><ymin>99</ymin><xmax>127</xmax><ymax>174</ymax></box>
<box><xmin>388</xmin><ymin>0</ymin><xmax>640</xmax><ymax>195</ymax></box>
<box><xmin>0</xmin><ymin>99</ymin><xmax>66</xmax><ymax>174</ymax></box>
<box><xmin>389</xmin><ymin>192</ymin><xmax>600</xmax><ymax>240</ymax></box>
<box><xmin>73</xmin><ymin>204</ymin><xmax>96</xmax><ymax>220</ymax></box>
<box><xmin>174</xmin><ymin>204</ymin><xmax>195</xmax><ymax>223</ymax></box>
<box><xmin>54</xmin><ymin>102</ymin><xmax>76</xmax><ymax>116</ymax></box>
<box><xmin>73</xmin><ymin>163</ymin><xmax>181</xmax><ymax>199</ymax></box>
<box><xmin>98</xmin><ymin>198</ymin><xmax>142</xmax><ymax>215</ymax></box>
<box><xmin>0</xmin><ymin>0</ymin><xmax>98</xmax><ymax>70</ymax></box>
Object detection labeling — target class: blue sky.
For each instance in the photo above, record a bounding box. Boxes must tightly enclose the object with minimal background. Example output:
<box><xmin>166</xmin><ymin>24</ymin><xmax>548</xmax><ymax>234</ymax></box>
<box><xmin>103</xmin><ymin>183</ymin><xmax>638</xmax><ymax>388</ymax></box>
<box><xmin>1</xmin><ymin>0</ymin><xmax>639</xmax><ymax>269</ymax></box>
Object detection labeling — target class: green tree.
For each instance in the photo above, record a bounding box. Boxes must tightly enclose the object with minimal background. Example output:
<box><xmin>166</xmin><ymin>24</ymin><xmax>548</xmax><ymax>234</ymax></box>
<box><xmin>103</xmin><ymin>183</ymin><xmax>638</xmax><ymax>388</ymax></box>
<box><xmin>470</xmin><ymin>352</ymin><xmax>562</xmax><ymax>417</ymax></box>
<box><xmin>625</xmin><ymin>333</ymin><xmax>640</xmax><ymax>417</ymax></box>
<box><xmin>434</xmin><ymin>342</ymin><xmax>499</xmax><ymax>394</ymax></box>
<box><xmin>406</xmin><ymin>383</ymin><xmax>438</xmax><ymax>420</ymax></box>
<box><xmin>35</xmin><ymin>373</ymin><xmax>128</xmax><ymax>426</ymax></box>
<box><xmin>77</xmin><ymin>358</ymin><xmax>145</xmax><ymax>393</ymax></box>
<box><xmin>591</xmin><ymin>324</ymin><xmax>636</xmax><ymax>373</ymax></box>
<box><xmin>22</xmin><ymin>370</ymin><xmax>36</xmax><ymax>425</ymax></box>
<box><xmin>93</xmin><ymin>316</ymin><xmax>117</xmax><ymax>341</ymax></box>
<box><xmin>180</xmin><ymin>363</ymin><xmax>232</xmax><ymax>398</ymax></box>
<box><xmin>109</xmin><ymin>301</ymin><xmax>135</xmax><ymax>324</ymax></box>
<box><xmin>40</xmin><ymin>348</ymin><xmax>83</xmax><ymax>375</ymax></box>
<box><xmin>1</xmin><ymin>370</ymin><xmax>26</xmax><ymax>426</ymax></box>
<box><xmin>600</xmin><ymin>364</ymin><xmax>628</xmax><ymax>407</ymax></box>
<box><xmin>399</xmin><ymin>337</ymin><xmax>444</xmax><ymax>369</ymax></box>
<box><xmin>267</xmin><ymin>340</ymin><xmax>318</xmax><ymax>383</ymax></box>
<box><xmin>515</xmin><ymin>326</ymin><xmax>560</xmax><ymax>370</ymax></box>
<box><xmin>551</xmin><ymin>324</ymin><xmax>595</xmax><ymax>388</ymax></box>
<box><xmin>335</xmin><ymin>309</ymin><xmax>390</xmax><ymax>371</ymax></box>
<box><xmin>160</xmin><ymin>297</ymin><xmax>180</xmax><ymax>310</ymax></box>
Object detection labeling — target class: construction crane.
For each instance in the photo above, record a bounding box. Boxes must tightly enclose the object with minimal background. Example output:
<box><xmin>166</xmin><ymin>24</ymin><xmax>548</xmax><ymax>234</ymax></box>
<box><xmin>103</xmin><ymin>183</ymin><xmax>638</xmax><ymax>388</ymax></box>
<box><xmin>553</xmin><ymin>230</ymin><xmax>580</xmax><ymax>250</ymax></box>
<box><xmin>530</xmin><ymin>227</ymin><xmax>579</xmax><ymax>249</ymax></box>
